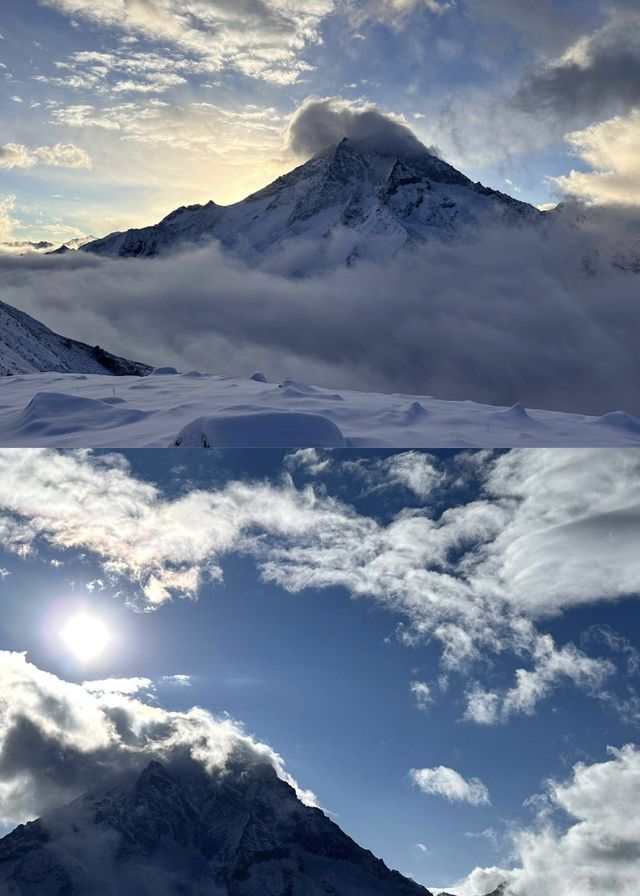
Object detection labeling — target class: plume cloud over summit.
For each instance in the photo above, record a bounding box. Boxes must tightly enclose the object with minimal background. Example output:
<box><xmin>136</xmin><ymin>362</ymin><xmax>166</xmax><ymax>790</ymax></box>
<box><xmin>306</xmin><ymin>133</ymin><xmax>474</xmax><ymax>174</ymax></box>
<box><xmin>286</xmin><ymin>97</ymin><xmax>431</xmax><ymax>158</ymax></box>
<box><xmin>0</xmin><ymin>650</ymin><xmax>314</xmax><ymax>828</ymax></box>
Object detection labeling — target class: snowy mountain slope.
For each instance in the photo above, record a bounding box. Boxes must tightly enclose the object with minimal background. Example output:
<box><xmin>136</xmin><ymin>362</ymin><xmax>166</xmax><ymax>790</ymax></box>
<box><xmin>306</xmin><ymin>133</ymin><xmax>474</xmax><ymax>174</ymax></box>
<box><xmin>0</xmin><ymin>300</ymin><xmax>152</xmax><ymax>377</ymax></box>
<box><xmin>0</xmin><ymin>370</ymin><xmax>639</xmax><ymax>448</ymax></box>
<box><xmin>82</xmin><ymin>138</ymin><xmax>540</xmax><ymax>264</ymax></box>
<box><xmin>0</xmin><ymin>759</ymin><xmax>433</xmax><ymax>896</ymax></box>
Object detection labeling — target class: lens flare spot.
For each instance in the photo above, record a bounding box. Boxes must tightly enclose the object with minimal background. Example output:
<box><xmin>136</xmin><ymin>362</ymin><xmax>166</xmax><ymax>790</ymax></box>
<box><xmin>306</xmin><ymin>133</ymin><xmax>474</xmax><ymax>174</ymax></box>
<box><xmin>61</xmin><ymin>614</ymin><xmax>110</xmax><ymax>662</ymax></box>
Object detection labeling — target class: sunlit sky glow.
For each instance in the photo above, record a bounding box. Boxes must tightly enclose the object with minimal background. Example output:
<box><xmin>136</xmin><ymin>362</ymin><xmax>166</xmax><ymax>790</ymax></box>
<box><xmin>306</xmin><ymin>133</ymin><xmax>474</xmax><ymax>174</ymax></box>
<box><xmin>0</xmin><ymin>448</ymin><xmax>639</xmax><ymax>895</ymax></box>
<box><xmin>1</xmin><ymin>0</ymin><xmax>639</xmax><ymax>244</ymax></box>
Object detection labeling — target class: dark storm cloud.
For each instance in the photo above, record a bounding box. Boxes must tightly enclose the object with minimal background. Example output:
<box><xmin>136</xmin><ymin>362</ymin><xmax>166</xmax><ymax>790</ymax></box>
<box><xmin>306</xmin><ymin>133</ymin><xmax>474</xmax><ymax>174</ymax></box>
<box><xmin>286</xmin><ymin>96</ymin><xmax>428</xmax><ymax>158</ymax></box>
<box><xmin>514</xmin><ymin>10</ymin><xmax>640</xmax><ymax>122</ymax></box>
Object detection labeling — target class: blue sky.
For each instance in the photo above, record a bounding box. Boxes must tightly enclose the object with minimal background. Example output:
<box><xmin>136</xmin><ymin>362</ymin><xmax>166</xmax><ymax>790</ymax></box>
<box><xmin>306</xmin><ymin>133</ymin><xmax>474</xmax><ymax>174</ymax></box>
<box><xmin>1</xmin><ymin>0</ymin><xmax>638</xmax><ymax>244</ymax></box>
<box><xmin>0</xmin><ymin>448</ymin><xmax>639</xmax><ymax>893</ymax></box>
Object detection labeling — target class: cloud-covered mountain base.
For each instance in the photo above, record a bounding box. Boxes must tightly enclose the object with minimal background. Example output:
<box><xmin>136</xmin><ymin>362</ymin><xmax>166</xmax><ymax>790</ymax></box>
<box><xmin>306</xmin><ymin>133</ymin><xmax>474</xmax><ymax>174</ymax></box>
<box><xmin>1</xmin><ymin>206</ymin><xmax>639</xmax><ymax>416</ymax></box>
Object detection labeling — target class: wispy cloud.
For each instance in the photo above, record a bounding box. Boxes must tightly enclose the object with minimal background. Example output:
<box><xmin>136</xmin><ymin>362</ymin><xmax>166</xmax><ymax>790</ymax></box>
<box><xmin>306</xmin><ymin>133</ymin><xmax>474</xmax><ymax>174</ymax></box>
<box><xmin>0</xmin><ymin>449</ymin><xmax>637</xmax><ymax>722</ymax></box>
<box><xmin>40</xmin><ymin>0</ymin><xmax>334</xmax><ymax>85</ymax></box>
<box><xmin>0</xmin><ymin>143</ymin><xmax>91</xmax><ymax>170</ymax></box>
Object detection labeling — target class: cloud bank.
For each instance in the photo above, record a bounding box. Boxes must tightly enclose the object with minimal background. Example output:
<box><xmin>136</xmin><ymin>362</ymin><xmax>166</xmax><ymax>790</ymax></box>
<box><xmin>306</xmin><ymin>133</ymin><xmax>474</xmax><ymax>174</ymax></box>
<box><xmin>514</xmin><ymin>9</ymin><xmax>640</xmax><ymax>123</ymax></box>
<box><xmin>455</xmin><ymin>745</ymin><xmax>640</xmax><ymax>896</ymax></box>
<box><xmin>2</xmin><ymin>207</ymin><xmax>640</xmax><ymax>415</ymax></box>
<box><xmin>552</xmin><ymin>108</ymin><xmax>640</xmax><ymax>205</ymax></box>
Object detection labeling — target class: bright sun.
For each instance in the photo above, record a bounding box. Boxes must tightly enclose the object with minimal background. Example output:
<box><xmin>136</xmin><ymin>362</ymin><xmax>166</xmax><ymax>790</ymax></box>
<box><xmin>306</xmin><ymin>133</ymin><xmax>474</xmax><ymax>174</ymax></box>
<box><xmin>61</xmin><ymin>614</ymin><xmax>110</xmax><ymax>662</ymax></box>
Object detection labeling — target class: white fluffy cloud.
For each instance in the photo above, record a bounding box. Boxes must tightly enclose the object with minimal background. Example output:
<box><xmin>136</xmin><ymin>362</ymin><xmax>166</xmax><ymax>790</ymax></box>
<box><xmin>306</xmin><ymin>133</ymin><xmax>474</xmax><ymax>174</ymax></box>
<box><xmin>552</xmin><ymin>108</ymin><xmax>640</xmax><ymax>205</ymax></box>
<box><xmin>455</xmin><ymin>745</ymin><xmax>640</xmax><ymax>896</ymax></box>
<box><xmin>0</xmin><ymin>143</ymin><xmax>91</xmax><ymax>170</ymax></box>
<box><xmin>410</xmin><ymin>765</ymin><xmax>490</xmax><ymax>806</ymax></box>
<box><xmin>0</xmin><ymin>650</ymin><xmax>314</xmax><ymax>828</ymax></box>
<box><xmin>40</xmin><ymin>0</ymin><xmax>334</xmax><ymax>85</ymax></box>
<box><xmin>0</xmin><ymin>449</ymin><xmax>638</xmax><ymax>722</ymax></box>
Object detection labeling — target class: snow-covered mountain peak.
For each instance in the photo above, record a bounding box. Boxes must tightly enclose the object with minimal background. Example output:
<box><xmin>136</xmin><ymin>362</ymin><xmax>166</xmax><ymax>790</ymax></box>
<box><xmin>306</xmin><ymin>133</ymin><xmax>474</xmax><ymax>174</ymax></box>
<box><xmin>81</xmin><ymin>139</ymin><xmax>540</xmax><ymax>267</ymax></box>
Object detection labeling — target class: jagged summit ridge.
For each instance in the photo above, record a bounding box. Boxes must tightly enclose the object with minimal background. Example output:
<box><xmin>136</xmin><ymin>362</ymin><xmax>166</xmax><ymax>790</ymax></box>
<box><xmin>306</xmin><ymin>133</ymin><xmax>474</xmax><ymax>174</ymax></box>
<box><xmin>0</xmin><ymin>758</ymin><xmax>433</xmax><ymax>895</ymax></box>
<box><xmin>81</xmin><ymin>138</ymin><xmax>540</xmax><ymax>265</ymax></box>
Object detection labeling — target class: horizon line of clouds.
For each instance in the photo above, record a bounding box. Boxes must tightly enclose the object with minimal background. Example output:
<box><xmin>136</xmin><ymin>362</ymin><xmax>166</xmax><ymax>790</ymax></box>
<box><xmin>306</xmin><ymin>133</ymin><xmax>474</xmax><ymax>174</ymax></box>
<box><xmin>0</xmin><ymin>449</ymin><xmax>638</xmax><ymax>726</ymax></box>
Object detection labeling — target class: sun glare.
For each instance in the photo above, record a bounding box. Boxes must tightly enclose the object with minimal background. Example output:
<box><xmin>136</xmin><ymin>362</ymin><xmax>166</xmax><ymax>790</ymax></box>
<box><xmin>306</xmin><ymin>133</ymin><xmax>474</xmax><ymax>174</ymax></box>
<box><xmin>61</xmin><ymin>614</ymin><xmax>110</xmax><ymax>662</ymax></box>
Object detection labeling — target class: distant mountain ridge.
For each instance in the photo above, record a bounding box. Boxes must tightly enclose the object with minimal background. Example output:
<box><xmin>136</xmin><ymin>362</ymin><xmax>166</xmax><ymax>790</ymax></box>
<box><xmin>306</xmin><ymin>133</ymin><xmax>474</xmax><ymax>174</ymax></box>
<box><xmin>0</xmin><ymin>300</ymin><xmax>152</xmax><ymax>377</ymax></box>
<box><xmin>81</xmin><ymin>138</ymin><xmax>540</xmax><ymax>266</ymax></box>
<box><xmin>0</xmin><ymin>759</ymin><xmax>439</xmax><ymax>896</ymax></box>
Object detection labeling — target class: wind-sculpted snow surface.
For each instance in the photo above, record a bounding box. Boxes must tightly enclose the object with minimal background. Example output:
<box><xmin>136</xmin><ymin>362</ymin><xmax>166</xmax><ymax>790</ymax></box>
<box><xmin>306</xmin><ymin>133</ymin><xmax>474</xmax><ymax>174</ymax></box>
<box><xmin>0</xmin><ymin>372</ymin><xmax>639</xmax><ymax>447</ymax></box>
<box><xmin>0</xmin><ymin>759</ymin><xmax>432</xmax><ymax>896</ymax></box>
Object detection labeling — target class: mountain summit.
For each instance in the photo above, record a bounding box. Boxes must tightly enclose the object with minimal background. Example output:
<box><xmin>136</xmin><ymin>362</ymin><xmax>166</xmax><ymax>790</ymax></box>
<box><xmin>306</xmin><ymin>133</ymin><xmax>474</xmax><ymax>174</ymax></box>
<box><xmin>0</xmin><ymin>759</ymin><xmax>434</xmax><ymax>896</ymax></box>
<box><xmin>82</xmin><ymin>139</ymin><xmax>540</xmax><ymax>266</ymax></box>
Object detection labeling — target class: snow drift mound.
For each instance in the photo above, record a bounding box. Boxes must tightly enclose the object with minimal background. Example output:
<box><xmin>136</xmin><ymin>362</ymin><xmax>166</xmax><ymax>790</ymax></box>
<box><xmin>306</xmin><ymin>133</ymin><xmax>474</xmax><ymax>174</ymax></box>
<box><xmin>170</xmin><ymin>411</ymin><xmax>347</xmax><ymax>447</ymax></box>
<box><xmin>6</xmin><ymin>392</ymin><xmax>146</xmax><ymax>438</ymax></box>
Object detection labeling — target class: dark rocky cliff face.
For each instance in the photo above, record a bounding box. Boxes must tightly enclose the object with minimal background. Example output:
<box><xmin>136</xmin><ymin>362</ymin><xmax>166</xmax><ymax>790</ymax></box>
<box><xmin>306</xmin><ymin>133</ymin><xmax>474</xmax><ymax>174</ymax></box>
<box><xmin>0</xmin><ymin>759</ymin><xmax>433</xmax><ymax>896</ymax></box>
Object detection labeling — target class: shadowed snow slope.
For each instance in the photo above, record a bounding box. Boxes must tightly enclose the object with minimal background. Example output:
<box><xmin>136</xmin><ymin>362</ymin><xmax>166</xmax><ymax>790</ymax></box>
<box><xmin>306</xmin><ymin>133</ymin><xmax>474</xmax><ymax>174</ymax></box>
<box><xmin>0</xmin><ymin>371</ymin><xmax>639</xmax><ymax>447</ymax></box>
<box><xmin>0</xmin><ymin>300</ymin><xmax>152</xmax><ymax>377</ymax></box>
<box><xmin>0</xmin><ymin>759</ymin><xmax>431</xmax><ymax>896</ymax></box>
<box><xmin>82</xmin><ymin>138</ymin><xmax>539</xmax><ymax>266</ymax></box>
